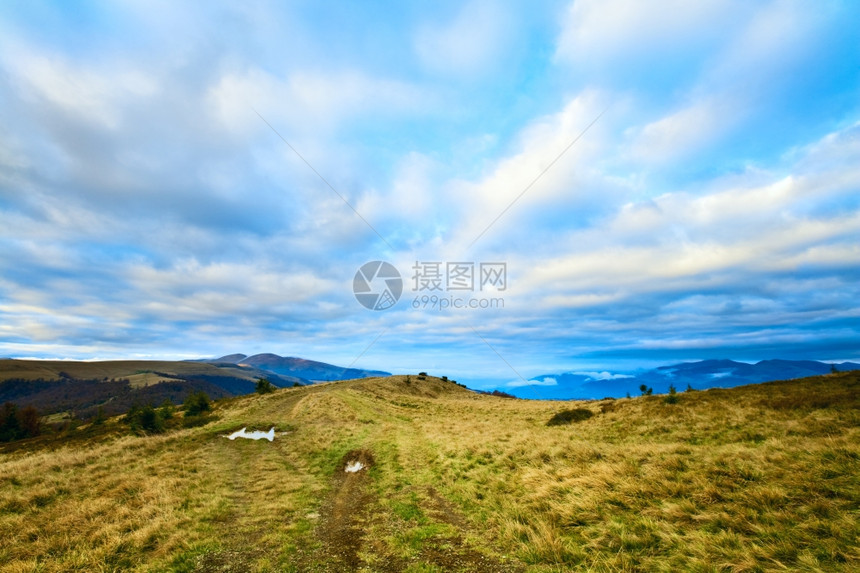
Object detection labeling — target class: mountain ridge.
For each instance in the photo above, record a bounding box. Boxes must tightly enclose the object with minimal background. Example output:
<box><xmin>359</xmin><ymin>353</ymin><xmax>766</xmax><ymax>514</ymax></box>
<box><xmin>195</xmin><ymin>352</ymin><xmax>391</xmax><ymax>382</ymax></box>
<box><xmin>502</xmin><ymin>358</ymin><xmax>860</xmax><ymax>400</ymax></box>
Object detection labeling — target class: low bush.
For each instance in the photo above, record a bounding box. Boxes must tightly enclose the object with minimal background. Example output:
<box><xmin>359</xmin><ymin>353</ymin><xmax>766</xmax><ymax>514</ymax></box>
<box><xmin>546</xmin><ymin>408</ymin><xmax>593</xmax><ymax>426</ymax></box>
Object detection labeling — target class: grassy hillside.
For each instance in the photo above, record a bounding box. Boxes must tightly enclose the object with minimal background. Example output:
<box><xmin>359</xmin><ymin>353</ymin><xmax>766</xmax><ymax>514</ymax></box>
<box><xmin>1</xmin><ymin>371</ymin><xmax>857</xmax><ymax>571</ymax></box>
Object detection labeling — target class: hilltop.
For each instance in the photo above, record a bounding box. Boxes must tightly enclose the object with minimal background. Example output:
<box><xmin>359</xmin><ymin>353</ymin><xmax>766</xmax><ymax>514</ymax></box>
<box><xmin>0</xmin><ymin>371</ymin><xmax>857</xmax><ymax>571</ymax></box>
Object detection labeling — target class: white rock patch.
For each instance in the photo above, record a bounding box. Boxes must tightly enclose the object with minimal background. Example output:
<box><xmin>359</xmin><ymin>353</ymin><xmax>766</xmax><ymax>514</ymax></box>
<box><xmin>224</xmin><ymin>427</ymin><xmax>275</xmax><ymax>442</ymax></box>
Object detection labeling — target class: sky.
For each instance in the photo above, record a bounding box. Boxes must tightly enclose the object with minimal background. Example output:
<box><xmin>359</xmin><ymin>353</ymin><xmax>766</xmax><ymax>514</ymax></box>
<box><xmin>1</xmin><ymin>0</ymin><xmax>858</xmax><ymax>388</ymax></box>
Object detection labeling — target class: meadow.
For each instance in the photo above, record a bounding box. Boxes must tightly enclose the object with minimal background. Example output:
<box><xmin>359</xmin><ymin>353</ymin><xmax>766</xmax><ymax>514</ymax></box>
<box><xmin>1</xmin><ymin>371</ymin><xmax>857</xmax><ymax>571</ymax></box>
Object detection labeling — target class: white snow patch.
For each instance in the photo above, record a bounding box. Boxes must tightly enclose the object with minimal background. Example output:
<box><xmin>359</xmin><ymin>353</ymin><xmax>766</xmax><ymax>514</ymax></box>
<box><xmin>223</xmin><ymin>427</ymin><xmax>275</xmax><ymax>442</ymax></box>
<box><xmin>344</xmin><ymin>461</ymin><xmax>365</xmax><ymax>473</ymax></box>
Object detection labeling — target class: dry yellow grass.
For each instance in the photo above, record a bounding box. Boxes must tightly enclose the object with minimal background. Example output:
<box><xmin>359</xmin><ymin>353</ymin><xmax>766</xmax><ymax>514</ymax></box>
<box><xmin>1</xmin><ymin>371</ymin><xmax>857</xmax><ymax>571</ymax></box>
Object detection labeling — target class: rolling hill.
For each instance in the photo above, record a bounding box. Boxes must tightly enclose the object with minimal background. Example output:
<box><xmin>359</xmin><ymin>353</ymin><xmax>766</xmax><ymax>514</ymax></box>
<box><xmin>0</xmin><ymin>358</ymin><xmax>307</xmax><ymax>419</ymax></box>
<box><xmin>0</xmin><ymin>370</ymin><xmax>857</xmax><ymax>571</ymax></box>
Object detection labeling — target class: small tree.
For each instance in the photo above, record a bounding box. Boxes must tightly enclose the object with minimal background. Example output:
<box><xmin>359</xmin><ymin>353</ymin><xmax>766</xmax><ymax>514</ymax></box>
<box><xmin>664</xmin><ymin>384</ymin><xmax>679</xmax><ymax>404</ymax></box>
<box><xmin>255</xmin><ymin>378</ymin><xmax>275</xmax><ymax>394</ymax></box>
<box><xmin>685</xmin><ymin>383</ymin><xmax>694</xmax><ymax>392</ymax></box>
<box><xmin>184</xmin><ymin>391</ymin><xmax>211</xmax><ymax>417</ymax></box>
<box><xmin>18</xmin><ymin>406</ymin><xmax>40</xmax><ymax>437</ymax></box>
<box><xmin>158</xmin><ymin>399</ymin><xmax>174</xmax><ymax>420</ymax></box>
<box><xmin>0</xmin><ymin>403</ymin><xmax>22</xmax><ymax>442</ymax></box>
<box><xmin>639</xmin><ymin>384</ymin><xmax>653</xmax><ymax>396</ymax></box>
<box><xmin>831</xmin><ymin>364</ymin><xmax>839</xmax><ymax>374</ymax></box>
<box><xmin>137</xmin><ymin>405</ymin><xmax>165</xmax><ymax>433</ymax></box>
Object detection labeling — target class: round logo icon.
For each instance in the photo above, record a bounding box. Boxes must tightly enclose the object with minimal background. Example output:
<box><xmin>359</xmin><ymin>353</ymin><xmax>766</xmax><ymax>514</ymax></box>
<box><xmin>353</xmin><ymin>261</ymin><xmax>403</xmax><ymax>311</ymax></box>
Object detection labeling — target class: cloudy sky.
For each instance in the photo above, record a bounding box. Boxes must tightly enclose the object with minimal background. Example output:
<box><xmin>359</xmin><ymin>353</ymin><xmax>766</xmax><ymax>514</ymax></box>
<box><xmin>1</xmin><ymin>0</ymin><xmax>858</xmax><ymax>387</ymax></box>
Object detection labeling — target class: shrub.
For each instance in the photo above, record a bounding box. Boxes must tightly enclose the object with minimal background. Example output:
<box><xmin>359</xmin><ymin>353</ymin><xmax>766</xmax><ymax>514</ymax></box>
<box><xmin>255</xmin><ymin>378</ymin><xmax>275</xmax><ymax>394</ymax></box>
<box><xmin>184</xmin><ymin>391</ymin><xmax>211</xmax><ymax>417</ymax></box>
<box><xmin>126</xmin><ymin>404</ymin><xmax>165</xmax><ymax>434</ymax></box>
<box><xmin>547</xmin><ymin>408</ymin><xmax>593</xmax><ymax>426</ymax></box>
<box><xmin>138</xmin><ymin>405</ymin><xmax>165</xmax><ymax>433</ymax></box>
<box><xmin>639</xmin><ymin>384</ymin><xmax>653</xmax><ymax>396</ymax></box>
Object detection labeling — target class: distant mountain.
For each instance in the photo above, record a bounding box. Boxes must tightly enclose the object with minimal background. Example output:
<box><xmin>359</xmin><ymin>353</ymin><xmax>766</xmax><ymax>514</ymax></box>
<box><xmin>229</xmin><ymin>353</ymin><xmax>390</xmax><ymax>382</ymax></box>
<box><xmin>0</xmin><ymin>358</ymin><xmax>305</xmax><ymax>420</ymax></box>
<box><xmin>212</xmin><ymin>353</ymin><xmax>248</xmax><ymax>364</ymax></box>
<box><xmin>501</xmin><ymin>359</ymin><xmax>860</xmax><ymax>400</ymax></box>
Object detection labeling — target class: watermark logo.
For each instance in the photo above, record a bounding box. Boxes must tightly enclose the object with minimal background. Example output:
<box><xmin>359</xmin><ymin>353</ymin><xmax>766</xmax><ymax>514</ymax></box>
<box><xmin>353</xmin><ymin>260</ymin><xmax>506</xmax><ymax>311</ymax></box>
<box><xmin>353</xmin><ymin>261</ymin><xmax>403</xmax><ymax>310</ymax></box>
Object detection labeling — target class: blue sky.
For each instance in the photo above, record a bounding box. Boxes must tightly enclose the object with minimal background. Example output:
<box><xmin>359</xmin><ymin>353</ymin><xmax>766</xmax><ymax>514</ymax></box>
<box><xmin>1</xmin><ymin>0</ymin><xmax>858</xmax><ymax>388</ymax></box>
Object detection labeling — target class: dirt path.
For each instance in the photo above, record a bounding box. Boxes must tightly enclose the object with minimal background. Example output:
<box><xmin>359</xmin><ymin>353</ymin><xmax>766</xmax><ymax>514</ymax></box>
<box><xmin>298</xmin><ymin>448</ymin><xmax>522</xmax><ymax>572</ymax></box>
<box><xmin>192</xmin><ymin>386</ymin><xmax>524</xmax><ymax>571</ymax></box>
<box><xmin>313</xmin><ymin>449</ymin><xmax>377</xmax><ymax>570</ymax></box>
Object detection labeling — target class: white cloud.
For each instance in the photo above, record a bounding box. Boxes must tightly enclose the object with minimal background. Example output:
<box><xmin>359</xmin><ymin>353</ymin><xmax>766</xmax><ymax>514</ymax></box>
<box><xmin>207</xmin><ymin>67</ymin><xmax>429</xmax><ymax>136</ymax></box>
<box><xmin>499</xmin><ymin>121</ymin><xmax>860</xmax><ymax>310</ymax></box>
<box><xmin>440</xmin><ymin>90</ymin><xmax>611</xmax><ymax>252</ymax></box>
<box><xmin>626</xmin><ymin>96</ymin><xmax>738</xmax><ymax>164</ymax></box>
<box><xmin>507</xmin><ymin>376</ymin><xmax>557</xmax><ymax>388</ymax></box>
<box><xmin>124</xmin><ymin>259</ymin><xmax>336</xmax><ymax>320</ymax></box>
<box><xmin>576</xmin><ymin>371</ymin><xmax>633</xmax><ymax>381</ymax></box>
<box><xmin>2</xmin><ymin>46</ymin><xmax>157</xmax><ymax>129</ymax></box>
<box><xmin>555</xmin><ymin>0</ymin><xmax>745</xmax><ymax>69</ymax></box>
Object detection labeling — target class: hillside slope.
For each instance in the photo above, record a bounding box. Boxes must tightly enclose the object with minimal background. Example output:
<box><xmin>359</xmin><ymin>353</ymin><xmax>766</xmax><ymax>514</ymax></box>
<box><xmin>1</xmin><ymin>372</ymin><xmax>858</xmax><ymax>571</ymax></box>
